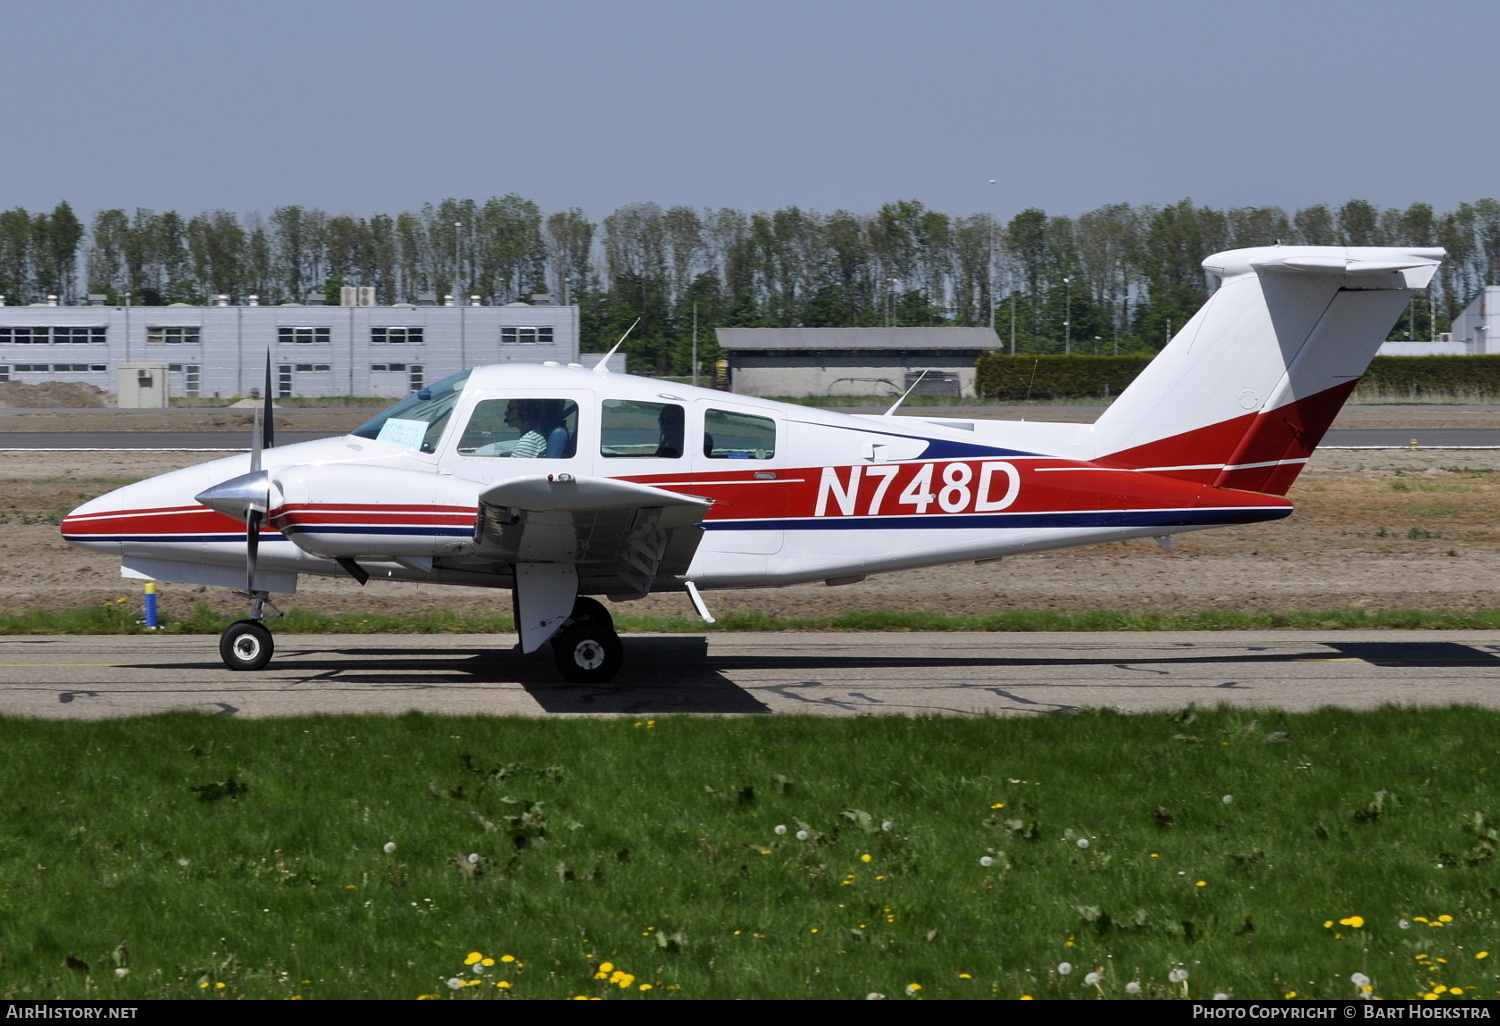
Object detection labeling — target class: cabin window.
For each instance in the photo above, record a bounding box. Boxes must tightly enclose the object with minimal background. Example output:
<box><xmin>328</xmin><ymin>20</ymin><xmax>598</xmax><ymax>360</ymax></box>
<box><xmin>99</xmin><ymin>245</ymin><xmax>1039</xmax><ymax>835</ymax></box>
<box><xmin>351</xmin><ymin>369</ymin><xmax>472</xmax><ymax>453</ymax></box>
<box><xmin>704</xmin><ymin>409</ymin><xmax>775</xmax><ymax>459</ymax></box>
<box><xmin>457</xmin><ymin>398</ymin><xmax>578</xmax><ymax>458</ymax></box>
<box><xmin>600</xmin><ymin>400</ymin><xmax>683</xmax><ymax>459</ymax></box>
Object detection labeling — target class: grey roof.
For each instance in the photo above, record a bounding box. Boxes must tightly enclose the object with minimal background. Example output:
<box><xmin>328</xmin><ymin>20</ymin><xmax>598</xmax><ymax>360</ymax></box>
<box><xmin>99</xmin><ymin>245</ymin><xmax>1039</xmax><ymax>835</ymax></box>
<box><xmin>715</xmin><ymin>327</ymin><xmax>1000</xmax><ymax>352</ymax></box>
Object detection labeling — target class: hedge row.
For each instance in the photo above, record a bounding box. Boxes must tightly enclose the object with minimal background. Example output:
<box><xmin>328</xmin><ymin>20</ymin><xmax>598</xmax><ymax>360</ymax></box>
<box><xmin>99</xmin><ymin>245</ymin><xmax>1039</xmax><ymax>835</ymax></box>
<box><xmin>974</xmin><ymin>354</ymin><xmax>1153</xmax><ymax>400</ymax></box>
<box><xmin>975</xmin><ymin>353</ymin><xmax>1500</xmax><ymax>401</ymax></box>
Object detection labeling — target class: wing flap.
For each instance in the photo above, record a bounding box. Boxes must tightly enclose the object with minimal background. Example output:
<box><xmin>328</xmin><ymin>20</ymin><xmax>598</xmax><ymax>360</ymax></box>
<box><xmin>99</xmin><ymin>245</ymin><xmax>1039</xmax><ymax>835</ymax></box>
<box><xmin>474</xmin><ymin>474</ymin><xmax>710</xmax><ymax>596</ymax></box>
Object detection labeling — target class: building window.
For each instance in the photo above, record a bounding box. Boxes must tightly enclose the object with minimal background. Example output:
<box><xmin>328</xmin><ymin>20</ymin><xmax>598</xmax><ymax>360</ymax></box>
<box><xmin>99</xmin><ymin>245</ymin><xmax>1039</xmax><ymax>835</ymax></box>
<box><xmin>0</xmin><ymin>367</ymin><xmax>9</xmax><ymax>382</ymax></box>
<box><xmin>11</xmin><ymin>363</ymin><xmax>101</xmax><ymax>372</ymax></box>
<box><xmin>501</xmin><ymin>326</ymin><xmax>554</xmax><ymax>345</ymax></box>
<box><xmin>277</xmin><ymin>326</ymin><xmax>331</xmax><ymax>345</ymax></box>
<box><xmin>168</xmin><ymin>363</ymin><xmax>202</xmax><ymax>396</ymax></box>
<box><xmin>147</xmin><ymin>326</ymin><xmax>201</xmax><ymax>345</ymax></box>
<box><xmin>372</xmin><ymin>326</ymin><xmax>423</xmax><ymax>345</ymax></box>
<box><xmin>371</xmin><ymin>363</ymin><xmax>407</xmax><ymax>372</ymax></box>
<box><xmin>277</xmin><ymin>364</ymin><xmax>292</xmax><ymax>397</ymax></box>
<box><xmin>410</xmin><ymin>365</ymin><xmax>424</xmax><ymax>392</ymax></box>
<box><xmin>0</xmin><ymin>326</ymin><xmax>106</xmax><ymax>344</ymax></box>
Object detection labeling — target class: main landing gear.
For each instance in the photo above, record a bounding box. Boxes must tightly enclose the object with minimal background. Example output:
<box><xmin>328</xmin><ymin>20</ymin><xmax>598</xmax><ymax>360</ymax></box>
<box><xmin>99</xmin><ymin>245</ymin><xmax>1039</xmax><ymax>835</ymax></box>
<box><xmin>219</xmin><ymin>591</ymin><xmax>280</xmax><ymax>672</ymax></box>
<box><xmin>550</xmin><ymin>596</ymin><xmax>624</xmax><ymax>684</ymax></box>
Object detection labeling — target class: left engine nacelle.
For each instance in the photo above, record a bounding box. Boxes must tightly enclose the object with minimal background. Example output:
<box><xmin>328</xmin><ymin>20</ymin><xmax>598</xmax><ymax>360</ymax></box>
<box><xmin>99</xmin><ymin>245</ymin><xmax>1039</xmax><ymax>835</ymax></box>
<box><xmin>271</xmin><ymin>463</ymin><xmax>480</xmax><ymax>559</ymax></box>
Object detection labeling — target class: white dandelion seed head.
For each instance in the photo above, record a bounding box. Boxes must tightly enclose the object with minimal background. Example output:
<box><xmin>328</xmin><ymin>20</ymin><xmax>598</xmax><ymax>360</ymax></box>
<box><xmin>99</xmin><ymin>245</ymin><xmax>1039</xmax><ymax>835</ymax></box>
<box><xmin>1125</xmin><ymin>981</ymin><xmax>1141</xmax><ymax>994</ymax></box>
<box><xmin>979</xmin><ymin>856</ymin><xmax>994</xmax><ymax>867</ymax></box>
<box><xmin>1076</xmin><ymin>838</ymin><xmax>1090</xmax><ymax>849</ymax></box>
<box><xmin>1084</xmin><ymin>972</ymin><xmax>1101</xmax><ymax>985</ymax></box>
<box><xmin>866</xmin><ymin>992</ymin><xmax>885</xmax><ymax>1000</ymax></box>
<box><xmin>177</xmin><ymin>858</ymin><xmax>190</xmax><ymax>867</ymax></box>
<box><xmin>1169</xmin><ymin>968</ymin><xmax>1188</xmax><ymax>983</ymax></box>
<box><xmin>467</xmin><ymin>853</ymin><xmax>480</xmax><ymax>864</ymax></box>
<box><xmin>904</xmin><ymin>984</ymin><xmax>921</xmax><ymax>997</ymax></box>
<box><xmin>795</xmin><ymin>830</ymin><xmax>809</xmax><ymax>841</ymax></box>
<box><xmin>1057</xmin><ymin>962</ymin><xmax>1072</xmax><ymax>975</ymax></box>
<box><xmin>1214</xmin><ymin>993</ymin><xmax>1229</xmax><ymax>1000</ymax></box>
<box><xmin>447</xmin><ymin>977</ymin><xmax>464</xmax><ymax>990</ymax></box>
<box><xmin>774</xmin><ymin>824</ymin><xmax>787</xmax><ymax>835</ymax></box>
<box><xmin>1222</xmin><ymin>794</ymin><xmax>1233</xmax><ymax>804</ymax></box>
<box><xmin>881</xmin><ymin>821</ymin><xmax>893</xmax><ymax>831</ymax></box>
<box><xmin>383</xmin><ymin>842</ymin><xmax>396</xmax><ymax>854</ymax></box>
<box><xmin>1351</xmin><ymin>972</ymin><xmax>1371</xmax><ymax>988</ymax></box>
<box><xmin>1399</xmin><ymin>918</ymin><xmax>1411</xmax><ymax>930</ymax></box>
<box><xmin>114</xmin><ymin>968</ymin><xmax>129</xmax><ymax>979</ymax></box>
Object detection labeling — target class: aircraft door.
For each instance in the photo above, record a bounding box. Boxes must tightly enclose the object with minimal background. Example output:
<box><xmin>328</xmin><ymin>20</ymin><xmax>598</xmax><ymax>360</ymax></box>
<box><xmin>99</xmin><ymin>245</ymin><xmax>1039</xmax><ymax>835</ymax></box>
<box><xmin>691</xmin><ymin>403</ymin><xmax>785</xmax><ymax>555</ymax></box>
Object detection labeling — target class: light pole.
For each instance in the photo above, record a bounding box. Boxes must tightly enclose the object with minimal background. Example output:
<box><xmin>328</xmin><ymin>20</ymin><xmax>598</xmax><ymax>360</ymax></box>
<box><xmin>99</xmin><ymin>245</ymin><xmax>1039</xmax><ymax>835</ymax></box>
<box><xmin>453</xmin><ymin>221</ymin><xmax>462</xmax><ymax>299</ymax></box>
<box><xmin>988</xmin><ymin>179</ymin><xmax>997</xmax><ymax>338</ymax></box>
<box><xmin>1063</xmin><ymin>275</ymin><xmax>1071</xmax><ymax>355</ymax></box>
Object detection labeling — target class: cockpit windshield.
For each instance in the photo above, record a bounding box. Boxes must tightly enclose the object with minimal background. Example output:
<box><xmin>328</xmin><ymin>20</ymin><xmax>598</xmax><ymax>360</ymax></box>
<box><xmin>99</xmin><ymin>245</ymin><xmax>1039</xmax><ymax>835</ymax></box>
<box><xmin>351</xmin><ymin>369</ymin><xmax>472</xmax><ymax>453</ymax></box>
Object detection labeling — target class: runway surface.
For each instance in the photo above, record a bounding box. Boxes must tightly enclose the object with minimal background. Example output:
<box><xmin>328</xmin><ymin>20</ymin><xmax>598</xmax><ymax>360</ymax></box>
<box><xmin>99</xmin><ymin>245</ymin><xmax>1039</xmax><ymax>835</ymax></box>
<box><xmin>3</xmin><ymin>428</ymin><xmax>1500</xmax><ymax>450</ymax></box>
<box><xmin>3</xmin><ymin>630</ymin><xmax>1498</xmax><ymax>719</ymax></box>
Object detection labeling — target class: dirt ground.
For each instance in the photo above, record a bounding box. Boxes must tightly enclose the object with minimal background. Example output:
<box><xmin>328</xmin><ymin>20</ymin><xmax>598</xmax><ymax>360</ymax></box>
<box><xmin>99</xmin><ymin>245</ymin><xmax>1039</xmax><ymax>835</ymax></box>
<box><xmin>5</xmin><ymin>440</ymin><xmax>1500</xmax><ymax>622</ymax></box>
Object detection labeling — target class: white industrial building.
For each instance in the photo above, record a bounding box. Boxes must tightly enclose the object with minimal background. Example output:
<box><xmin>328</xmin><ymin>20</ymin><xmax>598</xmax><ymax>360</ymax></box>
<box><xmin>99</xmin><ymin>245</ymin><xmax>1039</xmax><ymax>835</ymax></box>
<box><xmin>0</xmin><ymin>291</ymin><xmax>582</xmax><ymax>403</ymax></box>
<box><xmin>1445</xmin><ymin>286</ymin><xmax>1500</xmax><ymax>355</ymax></box>
<box><xmin>715</xmin><ymin>327</ymin><xmax>999</xmax><ymax>398</ymax></box>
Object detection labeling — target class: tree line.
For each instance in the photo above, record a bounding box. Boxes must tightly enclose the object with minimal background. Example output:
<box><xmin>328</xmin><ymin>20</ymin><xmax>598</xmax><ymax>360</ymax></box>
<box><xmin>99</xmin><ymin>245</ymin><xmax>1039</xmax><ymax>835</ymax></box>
<box><xmin>1</xmin><ymin>196</ymin><xmax>1497</xmax><ymax>374</ymax></box>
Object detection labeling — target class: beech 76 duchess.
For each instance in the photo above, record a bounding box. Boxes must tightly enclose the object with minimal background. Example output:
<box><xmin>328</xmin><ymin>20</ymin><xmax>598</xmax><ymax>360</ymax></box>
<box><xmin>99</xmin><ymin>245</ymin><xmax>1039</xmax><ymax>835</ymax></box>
<box><xmin>62</xmin><ymin>245</ymin><xmax>1442</xmax><ymax>683</ymax></box>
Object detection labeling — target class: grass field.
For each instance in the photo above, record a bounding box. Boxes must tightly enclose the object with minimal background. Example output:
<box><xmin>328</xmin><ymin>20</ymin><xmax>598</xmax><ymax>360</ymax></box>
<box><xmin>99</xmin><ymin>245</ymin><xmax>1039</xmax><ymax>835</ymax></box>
<box><xmin>11</xmin><ymin>602</ymin><xmax>1500</xmax><ymax>637</ymax></box>
<box><xmin>3</xmin><ymin>708</ymin><xmax>1498</xmax><ymax>1001</ymax></box>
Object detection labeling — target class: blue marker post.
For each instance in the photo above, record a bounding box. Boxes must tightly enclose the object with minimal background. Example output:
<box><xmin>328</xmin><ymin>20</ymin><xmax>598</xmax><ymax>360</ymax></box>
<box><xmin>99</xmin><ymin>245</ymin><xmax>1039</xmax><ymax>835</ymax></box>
<box><xmin>143</xmin><ymin>582</ymin><xmax>158</xmax><ymax>630</ymax></box>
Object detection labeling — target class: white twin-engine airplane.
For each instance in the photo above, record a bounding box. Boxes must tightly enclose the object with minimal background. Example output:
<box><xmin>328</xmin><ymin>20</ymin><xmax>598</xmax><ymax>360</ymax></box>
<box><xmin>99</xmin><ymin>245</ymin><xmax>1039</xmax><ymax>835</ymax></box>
<box><xmin>62</xmin><ymin>245</ymin><xmax>1442</xmax><ymax>683</ymax></box>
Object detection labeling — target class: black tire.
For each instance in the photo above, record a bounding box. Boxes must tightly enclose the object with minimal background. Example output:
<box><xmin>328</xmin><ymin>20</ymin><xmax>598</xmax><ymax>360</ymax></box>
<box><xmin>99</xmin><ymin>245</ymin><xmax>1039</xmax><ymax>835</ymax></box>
<box><xmin>551</xmin><ymin>622</ymin><xmax>624</xmax><ymax>684</ymax></box>
<box><xmin>220</xmin><ymin>619</ymin><xmax>274</xmax><ymax>671</ymax></box>
<box><xmin>569</xmin><ymin>596</ymin><xmax>613</xmax><ymax>629</ymax></box>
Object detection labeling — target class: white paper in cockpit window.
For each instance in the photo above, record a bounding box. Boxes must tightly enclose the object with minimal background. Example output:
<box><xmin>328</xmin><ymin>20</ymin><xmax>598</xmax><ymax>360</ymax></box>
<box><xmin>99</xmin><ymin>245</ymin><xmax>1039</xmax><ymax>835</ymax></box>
<box><xmin>375</xmin><ymin>418</ymin><xmax>428</xmax><ymax>450</ymax></box>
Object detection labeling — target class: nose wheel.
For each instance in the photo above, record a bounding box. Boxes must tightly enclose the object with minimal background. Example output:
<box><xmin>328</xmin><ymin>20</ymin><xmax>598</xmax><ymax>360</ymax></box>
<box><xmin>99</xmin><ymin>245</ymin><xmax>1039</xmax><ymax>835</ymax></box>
<box><xmin>220</xmin><ymin>619</ymin><xmax>274</xmax><ymax>671</ymax></box>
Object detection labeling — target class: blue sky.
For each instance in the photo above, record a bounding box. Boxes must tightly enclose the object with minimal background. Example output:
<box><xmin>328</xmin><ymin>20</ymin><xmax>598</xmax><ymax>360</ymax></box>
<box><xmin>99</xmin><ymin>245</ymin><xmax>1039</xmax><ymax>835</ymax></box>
<box><xmin>1</xmin><ymin>0</ymin><xmax>1491</xmax><ymax>223</ymax></box>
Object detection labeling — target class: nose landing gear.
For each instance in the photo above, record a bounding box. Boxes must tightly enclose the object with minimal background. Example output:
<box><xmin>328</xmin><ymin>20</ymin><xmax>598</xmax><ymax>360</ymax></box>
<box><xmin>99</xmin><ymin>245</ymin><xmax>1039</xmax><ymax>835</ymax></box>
<box><xmin>219</xmin><ymin>590</ymin><xmax>281</xmax><ymax>672</ymax></box>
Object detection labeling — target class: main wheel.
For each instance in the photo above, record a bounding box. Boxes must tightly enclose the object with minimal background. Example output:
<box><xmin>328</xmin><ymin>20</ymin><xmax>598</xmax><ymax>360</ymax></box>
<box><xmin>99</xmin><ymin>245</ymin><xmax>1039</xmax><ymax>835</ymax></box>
<box><xmin>569</xmin><ymin>596</ymin><xmax>612</xmax><ymax>628</ymax></box>
<box><xmin>220</xmin><ymin>619</ymin><xmax>274</xmax><ymax>671</ymax></box>
<box><xmin>551</xmin><ymin>622</ymin><xmax>624</xmax><ymax>684</ymax></box>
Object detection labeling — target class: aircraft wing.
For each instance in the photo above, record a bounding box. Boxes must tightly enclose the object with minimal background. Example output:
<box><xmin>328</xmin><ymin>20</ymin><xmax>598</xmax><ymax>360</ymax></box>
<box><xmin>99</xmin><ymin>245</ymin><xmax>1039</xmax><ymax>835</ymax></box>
<box><xmin>471</xmin><ymin>474</ymin><xmax>711</xmax><ymax>598</ymax></box>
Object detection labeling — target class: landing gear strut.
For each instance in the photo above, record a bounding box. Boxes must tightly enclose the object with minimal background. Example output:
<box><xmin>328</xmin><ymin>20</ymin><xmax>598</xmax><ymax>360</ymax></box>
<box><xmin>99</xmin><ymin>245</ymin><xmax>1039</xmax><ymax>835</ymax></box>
<box><xmin>551</xmin><ymin>597</ymin><xmax>623</xmax><ymax>684</ymax></box>
<box><xmin>219</xmin><ymin>590</ymin><xmax>280</xmax><ymax>671</ymax></box>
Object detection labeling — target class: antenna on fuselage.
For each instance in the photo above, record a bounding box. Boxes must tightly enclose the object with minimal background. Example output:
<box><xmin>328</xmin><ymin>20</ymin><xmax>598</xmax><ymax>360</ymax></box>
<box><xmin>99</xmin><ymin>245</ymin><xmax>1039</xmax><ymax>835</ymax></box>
<box><xmin>593</xmin><ymin>318</ymin><xmax>641</xmax><ymax>376</ymax></box>
<box><xmin>882</xmin><ymin>369</ymin><xmax>930</xmax><ymax>417</ymax></box>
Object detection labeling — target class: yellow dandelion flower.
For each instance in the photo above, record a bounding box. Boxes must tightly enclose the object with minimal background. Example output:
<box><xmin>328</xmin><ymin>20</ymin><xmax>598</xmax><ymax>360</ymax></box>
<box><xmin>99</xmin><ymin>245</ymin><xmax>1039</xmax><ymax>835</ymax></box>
<box><xmin>1284</xmin><ymin>992</ymin><xmax>1297</xmax><ymax>999</ymax></box>
<box><xmin>481</xmin><ymin>958</ymin><xmax>495</xmax><ymax>967</ymax></box>
<box><xmin>990</xmin><ymin>803</ymin><xmax>1005</xmax><ymax>809</ymax></box>
<box><xmin>1439</xmin><ymin>914</ymin><xmax>1454</xmax><ymax>923</ymax></box>
<box><xmin>497</xmin><ymin>981</ymin><xmax>512</xmax><ymax>989</ymax></box>
<box><xmin>216</xmin><ymin>982</ymin><xmax>226</xmax><ymax>990</ymax></box>
<box><xmin>1021</xmin><ymin>995</ymin><xmax>1033</xmax><ymax>1000</ymax></box>
<box><xmin>1340</xmin><ymin>916</ymin><xmax>1365</xmax><ymax>928</ymax></box>
<box><xmin>1324</xmin><ymin>921</ymin><xmax>1335</xmax><ymax>928</ymax></box>
<box><xmin>1424</xmin><ymin>993</ymin><xmax>1439</xmax><ymax>1001</ymax></box>
<box><xmin>1451</xmin><ymin>988</ymin><xmax>1464</xmax><ymax>996</ymax></box>
<box><xmin>1437</xmin><ymin>958</ymin><xmax>1448</xmax><ymax>964</ymax></box>
<box><xmin>810</xmin><ymin>928</ymin><xmax>819</xmax><ymax>934</ymax></box>
<box><xmin>1477</xmin><ymin>952</ymin><xmax>1490</xmax><ymax>960</ymax></box>
<box><xmin>958</xmin><ymin>973</ymin><xmax>972</xmax><ymax>979</ymax></box>
<box><xmin>599</xmin><ymin>962</ymin><xmax>614</xmax><ymax>973</ymax></box>
<box><xmin>1196</xmin><ymin>880</ymin><xmax>1206</xmax><ymax>887</ymax></box>
<box><xmin>861</xmin><ymin>853</ymin><xmax>873</xmax><ymax>863</ymax></box>
<box><xmin>1434</xmin><ymin>985</ymin><xmax>1449</xmax><ymax>994</ymax></box>
<box><xmin>905</xmin><ymin>983</ymin><xmax>922</xmax><ymax>996</ymax></box>
<box><xmin>639</xmin><ymin>983</ymin><xmax>653</xmax><ymax>991</ymax></box>
<box><xmin>1150</xmin><ymin>853</ymin><xmax>1159</xmax><ymax>858</ymax></box>
<box><xmin>199</xmin><ymin>982</ymin><xmax>209</xmax><ymax>989</ymax></box>
<box><xmin>465</xmin><ymin>951</ymin><xmax>483</xmax><ymax>965</ymax></box>
<box><xmin>500</xmin><ymin>954</ymin><xmax>514</xmax><ymax>963</ymax></box>
<box><xmin>1414</xmin><ymin>917</ymin><xmax>1430</xmax><ymax>923</ymax></box>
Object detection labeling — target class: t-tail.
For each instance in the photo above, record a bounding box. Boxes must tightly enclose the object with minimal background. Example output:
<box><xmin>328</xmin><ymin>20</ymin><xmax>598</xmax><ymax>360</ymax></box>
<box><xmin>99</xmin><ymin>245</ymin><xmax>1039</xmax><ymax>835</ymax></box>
<box><xmin>1088</xmin><ymin>245</ymin><xmax>1443</xmax><ymax>494</ymax></box>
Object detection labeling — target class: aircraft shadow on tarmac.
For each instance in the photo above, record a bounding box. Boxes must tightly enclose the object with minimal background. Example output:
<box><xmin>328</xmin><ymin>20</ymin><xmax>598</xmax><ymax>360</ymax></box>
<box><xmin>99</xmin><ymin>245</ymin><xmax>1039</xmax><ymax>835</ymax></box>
<box><xmin>121</xmin><ymin>638</ymin><xmax>1500</xmax><ymax>715</ymax></box>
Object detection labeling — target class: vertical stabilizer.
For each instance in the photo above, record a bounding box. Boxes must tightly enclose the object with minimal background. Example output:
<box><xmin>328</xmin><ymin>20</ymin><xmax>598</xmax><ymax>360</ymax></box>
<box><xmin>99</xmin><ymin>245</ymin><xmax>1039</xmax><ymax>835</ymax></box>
<box><xmin>1090</xmin><ymin>246</ymin><xmax>1442</xmax><ymax>494</ymax></box>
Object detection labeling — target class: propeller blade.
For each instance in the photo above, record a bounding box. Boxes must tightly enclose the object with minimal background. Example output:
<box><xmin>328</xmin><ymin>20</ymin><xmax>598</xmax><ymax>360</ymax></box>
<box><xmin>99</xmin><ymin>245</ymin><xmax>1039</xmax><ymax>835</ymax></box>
<box><xmin>250</xmin><ymin>405</ymin><xmax>262</xmax><ymax>475</ymax></box>
<box><xmin>246</xmin><ymin>509</ymin><xmax>262</xmax><ymax>592</ymax></box>
<box><xmin>263</xmin><ymin>353</ymin><xmax>275</xmax><ymax>451</ymax></box>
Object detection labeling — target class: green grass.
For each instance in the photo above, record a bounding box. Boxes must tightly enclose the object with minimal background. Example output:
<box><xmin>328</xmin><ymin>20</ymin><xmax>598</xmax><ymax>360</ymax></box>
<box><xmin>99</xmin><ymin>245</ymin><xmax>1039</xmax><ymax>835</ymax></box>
<box><xmin>2</xmin><ymin>709</ymin><xmax>1498</xmax><ymax>1000</ymax></box>
<box><xmin>13</xmin><ymin>603</ymin><xmax>1500</xmax><ymax>636</ymax></box>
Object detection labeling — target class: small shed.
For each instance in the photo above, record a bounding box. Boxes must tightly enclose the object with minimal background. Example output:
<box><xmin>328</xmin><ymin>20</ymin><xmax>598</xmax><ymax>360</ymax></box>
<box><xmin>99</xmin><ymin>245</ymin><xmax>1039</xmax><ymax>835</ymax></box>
<box><xmin>714</xmin><ymin>327</ymin><xmax>999</xmax><ymax>398</ymax></box>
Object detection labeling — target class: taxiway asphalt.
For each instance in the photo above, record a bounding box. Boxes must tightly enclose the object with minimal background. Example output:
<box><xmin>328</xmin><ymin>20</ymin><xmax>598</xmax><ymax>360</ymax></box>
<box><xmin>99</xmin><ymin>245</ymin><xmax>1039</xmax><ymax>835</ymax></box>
<box><xmin>2</xmin><ymin>630</ymin><xmax>1497</xmax><ymax>719</ymax></box>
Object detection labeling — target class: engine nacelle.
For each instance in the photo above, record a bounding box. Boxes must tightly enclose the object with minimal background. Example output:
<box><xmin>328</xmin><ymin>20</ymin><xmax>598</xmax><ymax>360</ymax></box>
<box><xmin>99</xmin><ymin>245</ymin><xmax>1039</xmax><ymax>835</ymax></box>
<box><xmin>271</xmin><ymin>463</ymin><xmax>480</xmax><ymax>559</ymax></box>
